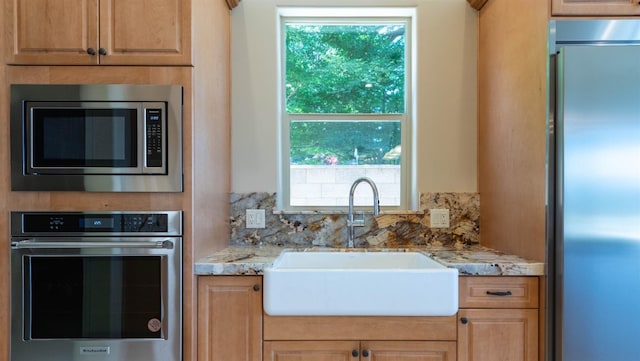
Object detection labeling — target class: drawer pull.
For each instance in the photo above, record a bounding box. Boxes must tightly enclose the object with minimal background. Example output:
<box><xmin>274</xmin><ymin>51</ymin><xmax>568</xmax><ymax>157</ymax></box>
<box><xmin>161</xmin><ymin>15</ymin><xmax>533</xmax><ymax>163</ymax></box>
<box><xmin>486</xmin><ymin>290</ymin><xmax>512</xmax><ymax>296</ymax></box>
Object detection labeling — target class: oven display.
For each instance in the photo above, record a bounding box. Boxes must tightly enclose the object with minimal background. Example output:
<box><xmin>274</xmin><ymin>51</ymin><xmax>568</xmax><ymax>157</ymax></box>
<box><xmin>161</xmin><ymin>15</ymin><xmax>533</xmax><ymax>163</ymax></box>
<box><xmin>81</xmin><ymin>218</ymin><xmax>115</xmax><ymax>229</ymax></box>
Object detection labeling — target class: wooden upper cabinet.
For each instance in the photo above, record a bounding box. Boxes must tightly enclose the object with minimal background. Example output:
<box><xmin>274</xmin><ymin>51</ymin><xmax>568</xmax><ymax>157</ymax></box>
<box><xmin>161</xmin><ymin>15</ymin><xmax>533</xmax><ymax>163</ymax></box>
<box><xmin>552</xmin><ymin>0</ymin><xmax>640</xmax><ymax>15</ymax></box>
<box><xmin>6</xmin><ymin>0</ymin><xmax>98</xmax><ymax>65</ymax></box>
<box><xmin>6</xmin><ymin>0</ymin><xmax>191</xmax><ymax>65</ymax></box>
<box><xmin>99</xmin><ymin>0</ymin><xmax>191</xmax><ymax>65</ymax></box>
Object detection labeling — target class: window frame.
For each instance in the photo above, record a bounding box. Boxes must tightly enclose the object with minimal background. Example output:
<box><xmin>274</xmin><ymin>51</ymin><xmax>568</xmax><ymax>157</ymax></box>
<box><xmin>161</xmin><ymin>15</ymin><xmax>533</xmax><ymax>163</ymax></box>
<box><xmin>277</xmin><ymin>7</ymin><xmax>416</xmax><ymax>212</ymax></box>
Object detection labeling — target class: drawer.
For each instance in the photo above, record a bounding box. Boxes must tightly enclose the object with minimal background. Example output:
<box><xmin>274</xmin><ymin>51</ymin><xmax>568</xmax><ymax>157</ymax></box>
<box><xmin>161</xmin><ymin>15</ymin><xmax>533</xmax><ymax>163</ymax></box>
<box><xmin>459</xmin><ymin>276</ymin><xmax>539</xmax><ymax>308</ymax></box>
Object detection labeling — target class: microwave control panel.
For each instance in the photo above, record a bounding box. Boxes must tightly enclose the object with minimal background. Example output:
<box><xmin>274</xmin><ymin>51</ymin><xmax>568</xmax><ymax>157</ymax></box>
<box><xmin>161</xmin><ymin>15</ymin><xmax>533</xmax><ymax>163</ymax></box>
<box><xmin>145</xmin><ymin>108</ymin><xmax>164</xmax><ymax>168</ymax></box>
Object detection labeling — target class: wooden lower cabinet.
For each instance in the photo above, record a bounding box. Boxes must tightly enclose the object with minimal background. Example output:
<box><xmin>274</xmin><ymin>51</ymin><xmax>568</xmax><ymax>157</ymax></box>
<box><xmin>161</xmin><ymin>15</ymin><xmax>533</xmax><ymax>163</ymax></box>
<box><xmin>264</xmin><ymin>341</ymin><xmax>456</xmax><ymax>361</ymax></box>
<box><xmin>457</xmin><ymin>309</ymin><xmax>538</xmax><ymax>361</ymax></box>
<box><xmin>197</xmin><ymin>276</ymin><xmax>263</xmax><ymax>361</ymax></box>
<box><xmin>197</xmin><ymin>276</ymin><xmax>541</xmax><ymax>361</ymax></box>
<box><xmin>263</xmin><ymin>315</ymin><xmax>457</xmax><ymax>361</ymax></box>
<box><xmin>457</xmin><ymin>277</ymin><xmax>539</xmax><ymax>361</ymax></box>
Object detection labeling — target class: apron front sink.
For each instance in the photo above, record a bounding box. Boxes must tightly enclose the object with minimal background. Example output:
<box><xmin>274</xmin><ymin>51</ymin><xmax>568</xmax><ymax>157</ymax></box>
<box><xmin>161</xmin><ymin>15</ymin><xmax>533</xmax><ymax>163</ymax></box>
<box><xmin>263</xmin><ymin>250</ymin><xmax>458</xmax><ymax>316</ymax></box>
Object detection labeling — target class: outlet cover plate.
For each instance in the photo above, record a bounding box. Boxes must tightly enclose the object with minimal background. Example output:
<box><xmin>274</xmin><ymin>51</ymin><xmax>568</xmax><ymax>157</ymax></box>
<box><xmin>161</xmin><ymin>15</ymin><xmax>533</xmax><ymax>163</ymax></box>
<box><xmin>430</xmin><ymin>209</ymin><xmax>450</xmax><ymax>228</ymax></box>
<box><xmin>246</xmin><ymin>209</ymin><xmax>266</xmax><ymax>228</ymax></box>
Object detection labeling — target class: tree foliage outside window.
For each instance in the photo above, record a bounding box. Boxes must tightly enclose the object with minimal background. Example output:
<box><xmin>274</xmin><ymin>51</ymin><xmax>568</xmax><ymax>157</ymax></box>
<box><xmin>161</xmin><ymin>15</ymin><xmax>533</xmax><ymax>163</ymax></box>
<box><xmin>286</xmin><ymin>22</ymin><xmax>406</xmax><ymax>166</ymax></box>
<box><xmin>290</xmin><ymin>121</ymin><xmax>401</xmax><ymax>166</ymax></box>
<box><xmin>286</xmin><ymin>24</ymin><xmax>406</xmax><ymax>114</ymax></box>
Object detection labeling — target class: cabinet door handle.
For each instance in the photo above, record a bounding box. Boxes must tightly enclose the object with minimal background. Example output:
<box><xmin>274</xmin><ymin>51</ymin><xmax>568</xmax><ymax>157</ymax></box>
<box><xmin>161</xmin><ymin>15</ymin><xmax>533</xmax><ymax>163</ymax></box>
<box><xmin>460</xmin><ymin>317</ymin><xmax>469</xmax><ymax>324</ymax></box>
<box><xmin>486</xmin><ymin>290</ymin><xmax>512</xmax><ymax>296</ymax></box>
<box><xmin>351</xmin><ymin>350</ymin><xmax>359</xmax><ymax>357</ymax></box>
<box><xmin>362</xmin><ymin>349</ymin><xmax>370</xmax><ymax>357</ymax></box>
<box><xmin>98</xmin><ymin>48</ymin><xmax>107</xmax><ymax>56</ymax></box>
<box><xmin>253</xmin><ymin>284</ymin><xmax>261</xmax><ymax>291</ymax></box>
<box><xmin>87</xmin><ymin>48</ymin><xmax>96</xmax><ymax>55</ymax></box>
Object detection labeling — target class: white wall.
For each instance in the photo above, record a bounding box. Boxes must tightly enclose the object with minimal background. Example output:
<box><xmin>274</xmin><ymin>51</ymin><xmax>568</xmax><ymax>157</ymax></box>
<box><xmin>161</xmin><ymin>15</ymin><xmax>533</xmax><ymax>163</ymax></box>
<box><xmin>231</xmin><ymin>0</ymin><xmax>478</xmax><ymax>196</ymax></box>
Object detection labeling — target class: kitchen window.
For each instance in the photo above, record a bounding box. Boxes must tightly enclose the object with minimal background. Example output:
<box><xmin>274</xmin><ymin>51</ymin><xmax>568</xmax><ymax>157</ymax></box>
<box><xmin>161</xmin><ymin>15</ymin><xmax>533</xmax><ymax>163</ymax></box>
<box><xmin>279</xmin><ymin>7</ymin><xmax>415</xmax><ymax>211</ymax></box>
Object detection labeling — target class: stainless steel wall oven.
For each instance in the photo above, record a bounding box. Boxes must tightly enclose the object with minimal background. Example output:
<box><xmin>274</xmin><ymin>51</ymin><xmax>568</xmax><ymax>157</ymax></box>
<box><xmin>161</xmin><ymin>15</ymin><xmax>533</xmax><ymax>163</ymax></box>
<box><xmin>10</xmin><ymin>84</ymin><xmax>183</xmax><ymax>192</ymax></box>
<box><xmin>10</xmin><ymin>211</ymin><xmax>182</xmax><ymax>361</ymax></box>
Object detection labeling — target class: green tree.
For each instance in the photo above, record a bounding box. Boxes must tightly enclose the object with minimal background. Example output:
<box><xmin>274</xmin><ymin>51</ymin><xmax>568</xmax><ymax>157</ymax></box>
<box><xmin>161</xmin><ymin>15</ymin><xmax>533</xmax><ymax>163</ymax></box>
<box><xmin>286</xmin><ymin>23</ymin><xmax>406</xmax><ymax>165</ymax></box>
<box><xmin>286</xmin><ymin>24</ymin><xmax>405</xmax><ymax>113</ymax></box>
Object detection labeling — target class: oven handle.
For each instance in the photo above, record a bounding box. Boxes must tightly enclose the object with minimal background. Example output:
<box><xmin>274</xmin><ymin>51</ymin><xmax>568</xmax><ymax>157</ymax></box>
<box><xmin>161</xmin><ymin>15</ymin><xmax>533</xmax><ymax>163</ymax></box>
<box><xmin>11</xmin><ymin>239</ymin><xmax>174</xmax><ymax>249</ymax></box>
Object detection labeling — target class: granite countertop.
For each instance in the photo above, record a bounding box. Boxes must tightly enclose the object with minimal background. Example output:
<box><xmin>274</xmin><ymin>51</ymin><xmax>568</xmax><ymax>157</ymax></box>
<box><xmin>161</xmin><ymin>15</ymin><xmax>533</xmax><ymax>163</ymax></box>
<box><xmin>194</xmin><ymin>245</ymin><xmax>545</xmax><ymax>276</ymax></box>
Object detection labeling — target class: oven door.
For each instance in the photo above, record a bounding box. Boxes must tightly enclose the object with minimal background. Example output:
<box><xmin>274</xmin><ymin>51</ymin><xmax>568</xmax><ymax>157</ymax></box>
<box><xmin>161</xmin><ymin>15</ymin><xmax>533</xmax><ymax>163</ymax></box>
<box><xmin>10</xmin><ymin>238</ymin><xmax>181</xmax><ymax>361</ymax></box>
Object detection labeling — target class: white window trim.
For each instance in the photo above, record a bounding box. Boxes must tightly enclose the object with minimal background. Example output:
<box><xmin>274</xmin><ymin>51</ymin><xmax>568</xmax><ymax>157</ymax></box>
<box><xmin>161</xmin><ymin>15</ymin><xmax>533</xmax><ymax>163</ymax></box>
<box><xmin>276</xmin><ymin>7</ymin><xmax>417</xmax><ymax>212</ymax></box>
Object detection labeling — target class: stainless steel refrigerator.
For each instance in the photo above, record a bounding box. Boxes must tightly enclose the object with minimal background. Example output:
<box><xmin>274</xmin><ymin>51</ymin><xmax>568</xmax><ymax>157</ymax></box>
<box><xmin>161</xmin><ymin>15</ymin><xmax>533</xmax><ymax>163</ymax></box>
<box><xmin>550</xmin><ymin>20</ymin><xmax>640</xmax><ymax>361</ymax></box>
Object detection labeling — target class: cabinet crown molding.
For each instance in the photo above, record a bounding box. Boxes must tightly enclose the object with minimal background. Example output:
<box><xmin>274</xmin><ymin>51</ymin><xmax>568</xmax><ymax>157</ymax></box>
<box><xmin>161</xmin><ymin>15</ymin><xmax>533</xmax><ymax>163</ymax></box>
<box><xmin>467</xmin><ymin>0</ymin><xmax>489</xmax><ymax>10</ymax></box>
<box><xmin>227</xmin><ymin>0</ymin><xmax>241</xmax><ymax>10</ymax></box>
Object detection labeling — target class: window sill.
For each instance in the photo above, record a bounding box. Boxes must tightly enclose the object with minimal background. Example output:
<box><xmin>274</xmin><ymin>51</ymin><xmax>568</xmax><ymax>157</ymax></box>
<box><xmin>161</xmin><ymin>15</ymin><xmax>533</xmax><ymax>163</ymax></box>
<box><xmin>272</xmin><ymin>209</ymin><xmax>424</xmax><ymax>216</ymax></box>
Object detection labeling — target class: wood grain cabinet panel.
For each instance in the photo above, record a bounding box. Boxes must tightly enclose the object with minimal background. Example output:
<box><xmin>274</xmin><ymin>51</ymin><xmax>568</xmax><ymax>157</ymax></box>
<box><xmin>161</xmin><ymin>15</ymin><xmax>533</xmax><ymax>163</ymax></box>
<box><xmin>362</xmin><ymin>341</ymin><xmax>456</xmax><ymax>361</ymax></box>
<box><xmin>6</xmin><ymin>0</ymin><xmax>191</xmax><ymax>65</ymax></box>
<box><xmin>197</xmin><ymin>276</ymin><xmax>263</xmax><ymax>361</ymax></box>
<box><xmin>6</xmin><ymin>0</ymin><xmax>99</xmax><ymax>64</ymax></box>
<box><xmin>98</xmin><ymin>0</ymin><xmax>191</xmax><ymax>65</ymax></box>
<box><xmin>457</xmin><ymin>277</ymin><xmax>539</xmax><ymax>361</ymax></box>
<box><xmin>458</xmin><ymin>309</ymin><xmax>538</xmax><ymax>361</ymax></box>
<box><xmin>459</xmin><ymin>277</ymin><xmax>539</xmax><ymax>309</ymax></box>
<box><xmin>264</xmin><ymin>341</ymin><xmax>359</xmax><ymax>361</ymax></box>
<box><xmin>551</xmin><ymin>0</ymin><xmax>640</xmax><ymax>15</ymax></box>
<box><xmin>263</xmin><ymin>310</ymin><xmax>457</xmax><ymax>360</ymax></box>
<box><xmin>264</xmin><ymin>341</ymin><xmax>456</xmax><ymax>361</ymax></box>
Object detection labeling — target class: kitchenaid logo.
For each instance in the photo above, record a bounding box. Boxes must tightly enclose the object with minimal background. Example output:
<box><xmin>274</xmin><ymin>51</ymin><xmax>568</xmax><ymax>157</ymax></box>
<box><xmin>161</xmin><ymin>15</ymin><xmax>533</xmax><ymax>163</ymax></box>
<box><xmin>79</xmin><ymin>346</ymin><xmax>110</xmax><ymax>355</ymax></box>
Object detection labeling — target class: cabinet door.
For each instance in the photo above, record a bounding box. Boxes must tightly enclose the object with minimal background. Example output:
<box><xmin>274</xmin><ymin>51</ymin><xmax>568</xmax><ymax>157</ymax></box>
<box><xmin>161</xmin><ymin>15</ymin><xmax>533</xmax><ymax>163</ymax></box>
<box><xmin>363</xmin><ymin>341</ymin><xmax>456</xmax><ymax>361</ymax></box>
<box><xmin>197</xmin><ymin>276</ymin><xmax>262</xmax><ymax>361</ymax></box>
<box><xmin>264</xmin><ymin>341</ymin><xmax>360</xmax><ymax>361</ymax></box>
<box><xmin>6</xmin><ymin>0</ymin><xmax>100</xmax><ymax>64</ymax></box>
<box><xmin>552</xmin><ymin>0</ymin><xmax>640</xmax><ymax>15</ymax></box>
<box><xmin>99</xmin><ymin>0</ymin><xmax>191</xmax><ymax>65</ymax></box>
<box><xmin>457</xmin><ymin>309</ymin><xmax>538</xmax><ymax>361</ymax></box>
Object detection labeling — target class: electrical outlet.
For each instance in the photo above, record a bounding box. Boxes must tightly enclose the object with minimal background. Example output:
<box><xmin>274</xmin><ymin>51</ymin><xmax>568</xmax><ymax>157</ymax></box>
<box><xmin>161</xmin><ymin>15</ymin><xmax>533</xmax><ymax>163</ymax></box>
<box><xmin>430</xmin><ymin>209</ymin><xmax>450</xmax><ymax>228</ymax></box>
<box><xmin>246</xmin><ymin>209</ymin><xmax>266</xmax><ymax>228</ymax></box>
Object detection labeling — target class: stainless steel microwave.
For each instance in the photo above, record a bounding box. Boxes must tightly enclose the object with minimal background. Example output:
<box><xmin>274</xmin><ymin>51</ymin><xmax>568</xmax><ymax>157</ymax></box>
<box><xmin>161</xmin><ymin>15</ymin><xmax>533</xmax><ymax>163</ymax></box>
<box><xmin>10</xmin><ymin>84</ymin><xmax>183</xmax><ymax>192</ymax></box>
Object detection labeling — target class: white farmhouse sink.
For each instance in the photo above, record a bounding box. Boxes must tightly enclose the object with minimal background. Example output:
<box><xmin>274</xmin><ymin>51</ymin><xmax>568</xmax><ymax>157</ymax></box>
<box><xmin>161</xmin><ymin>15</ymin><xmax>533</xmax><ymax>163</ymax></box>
<box><xmin>263</xmin><ymin>250</ymin><xmax>458</xmax><ymax>316</ymax></box>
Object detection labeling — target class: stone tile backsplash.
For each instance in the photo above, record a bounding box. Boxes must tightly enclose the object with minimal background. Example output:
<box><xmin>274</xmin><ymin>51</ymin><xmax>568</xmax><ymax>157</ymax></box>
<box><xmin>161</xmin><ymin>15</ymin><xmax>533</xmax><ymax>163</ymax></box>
<box><xmin>230</xmin><ymin>192</ymin><xmax>479</xmax><ymax>248</ymax></box>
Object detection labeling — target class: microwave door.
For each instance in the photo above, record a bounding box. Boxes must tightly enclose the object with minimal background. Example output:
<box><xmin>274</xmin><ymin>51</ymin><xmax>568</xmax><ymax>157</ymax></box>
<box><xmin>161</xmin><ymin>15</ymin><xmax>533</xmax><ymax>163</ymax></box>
<box><xmin>27</xmin><ymin>103</ymin><xmax>144</xmax><ymax>175</ymax></box>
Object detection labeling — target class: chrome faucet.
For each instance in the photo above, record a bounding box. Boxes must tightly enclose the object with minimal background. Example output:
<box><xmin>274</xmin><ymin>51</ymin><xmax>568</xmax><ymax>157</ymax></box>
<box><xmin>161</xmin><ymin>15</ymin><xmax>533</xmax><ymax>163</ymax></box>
<box><xmin>348</xmin><ymin>177</ymin><xmax>380</xmax><ymax>248</ymax></box>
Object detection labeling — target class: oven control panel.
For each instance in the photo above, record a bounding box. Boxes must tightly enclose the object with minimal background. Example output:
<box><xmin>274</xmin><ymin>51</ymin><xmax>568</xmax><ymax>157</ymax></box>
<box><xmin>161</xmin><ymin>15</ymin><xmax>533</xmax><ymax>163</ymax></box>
<box><xmin>11</xmin><ymin>211</ymin><xmax>182</xmax><ymax>235</ymax></box>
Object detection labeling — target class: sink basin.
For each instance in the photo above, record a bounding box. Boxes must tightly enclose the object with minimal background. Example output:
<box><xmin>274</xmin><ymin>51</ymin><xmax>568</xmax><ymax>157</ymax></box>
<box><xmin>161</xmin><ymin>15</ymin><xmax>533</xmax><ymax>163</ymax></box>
<box><xmin>263</xmin><ymin>250</ymin><xmax>458</xmax><ymax>316</ymax></box>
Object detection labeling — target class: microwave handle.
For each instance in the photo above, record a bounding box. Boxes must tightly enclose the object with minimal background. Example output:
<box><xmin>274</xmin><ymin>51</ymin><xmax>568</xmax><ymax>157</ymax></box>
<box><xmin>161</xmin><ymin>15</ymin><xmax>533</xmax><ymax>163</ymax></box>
<box><xmin>11</xmin><ymin>239</ymin><xmax>174</xmax><ymax>250</ymax></box>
